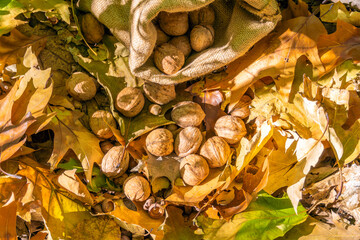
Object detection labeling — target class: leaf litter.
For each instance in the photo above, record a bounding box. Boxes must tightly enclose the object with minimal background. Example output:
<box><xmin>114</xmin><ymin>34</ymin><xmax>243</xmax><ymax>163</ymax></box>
<box><xmin>0</xmin><ymin>0</ymin><xmax>360</xmax><ymax>239</ymax></box>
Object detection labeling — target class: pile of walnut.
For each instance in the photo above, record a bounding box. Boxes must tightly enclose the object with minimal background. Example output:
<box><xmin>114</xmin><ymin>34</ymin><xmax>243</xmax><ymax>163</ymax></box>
<box><xmin>154</xmin><ymin>6</ymin><xmax>215</xmax><ymax>74</ymax></box>
<box><xmin>66</xmin><ymin>70</ymin><xmax>252</xmax><ymax>218</ymax></box>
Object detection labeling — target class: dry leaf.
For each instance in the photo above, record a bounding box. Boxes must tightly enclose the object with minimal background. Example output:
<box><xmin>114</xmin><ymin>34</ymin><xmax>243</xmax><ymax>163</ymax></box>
<box><xmin>0</xmin><ymin>193</ymin><xmax>17</xmax><ymax>240</ymax></box>
<box><xmin>0</xmin><ymin>29</ymin><xmax>47</xmax><ymax>72</ymax></box>
<box><xmin>43</xmin><ymin>106</ymin><xmax>103</xmax><ymax>181</ymax></box>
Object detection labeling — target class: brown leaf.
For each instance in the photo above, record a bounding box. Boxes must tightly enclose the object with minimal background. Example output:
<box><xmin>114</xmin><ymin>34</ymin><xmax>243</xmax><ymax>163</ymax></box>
<box><xmin>0</xmin><ymin>29</ymin><xmax>47</xmax><ymax>72</ymax></box>
<box><xmin>163</xmin><ymin>206</ymin><xmax>202</xmax><ymax>240</ymax></box>
<box><xmin>0</xmin><ymin>194</ymin><xmax>17</xmax><ymax>240</ymax></box>
<box><xmin>110</xmin><ymin>199</ymin><xmax>164</xmax><ymax>239</ymax></box>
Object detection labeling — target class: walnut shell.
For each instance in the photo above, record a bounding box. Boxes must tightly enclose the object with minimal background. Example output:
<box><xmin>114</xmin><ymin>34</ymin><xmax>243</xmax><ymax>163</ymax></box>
<box><xmin>116</xmin><ymin>87</ymin><xmax>145</xmax><ymax>117</ymax></box>
<box><xmin>189</xmin><ymin>6</ymin><xmax>215</xmax><ymax>26</ymax></box>
<box><xmin>101</xmin><ymin>146</ymin><xmax>129</xmax><ymax>178</ymax></box>
<box><xmin>180</xmin><ymin>154</ymin><xmax>209</xmax><ymax>186</ymax></box>
<box><xmin>169</xmin><ymin>36</ymin><xmax>192</xmax><ymax>58</ymax></box>
<box><xmin>158</xmin><ymin>12</ymin><xmax>189</xmax><ymax>36</ymax></box>
<box><xmin>66</xmin><ymin>72</ymin><xmax>97</xmax><ymax>101</ymax></box>
<box><xmin>156</xmin><ymin>26</ymin><xmax>170</xmax><ymax>46</ymax></box>
<box><xmin>146</xmin><ymin>128</ymin><xmax>174</xmax><ymax>156</ymax></box>
<box><xmin>231</xmin><ymin>106</ymin><xmax>250</xmax><ymax>119</ymax></box>
<box><xmin>175</xmin><ymin>127</ymin><xmax>202</xmax><ymax>157</ymax></box>
<box><xmin>100</xmin><ymin>141</ymin><xmax>114</xmax><ymax>154</ymax></box>
<box><xmin>214</xmin><ymin>115</ymin><xmax>247</xmax><ymax>144</ymax></box>
<box><xmin>81</xmin><ymin>13</ymin><xmax>105</xmax><ymax>44</ymax></box>
<box><xmin>143</xmin><ymin>81</ymin><xmax>176</xmax><ymax>105</ymax></box>
<box><xmin>154</xmin><ymin>43</ymin><xmax>185</xmax><ymax>75</ymax></box>
<box><xmin>200</xmin><ymin>136</ymin><xmax>231</xmax><ymax>168</ymax></box>
<box><xmin>89</xmin><ymin>110</ymin><xmax>117</xmax><ymax>139</ymax></box>
<box><xmin>190</xmin><ymin>25</ymin><xmax>214</xmax><ymax>52</ymax></box>
<box><xmin>123</xmin><ymin>175</ymin><xmax>151</xmax><ymax>202</ymax></box>
<box><xmin>171</xmin><ymin>101</ymin><xmax>205</xmax><ymax>128</ymax></box>
<box><xmin>149</xmin><ymin>104</ymin><xmax>162</xmax><ymax>115</ymax></box>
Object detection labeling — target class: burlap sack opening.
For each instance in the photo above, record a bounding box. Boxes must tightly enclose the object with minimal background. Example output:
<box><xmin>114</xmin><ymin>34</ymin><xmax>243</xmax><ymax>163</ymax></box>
<box><xmin>79</xmin><ymin>0</ymin><xmax>281</xmax><ymax>85</ymax></box>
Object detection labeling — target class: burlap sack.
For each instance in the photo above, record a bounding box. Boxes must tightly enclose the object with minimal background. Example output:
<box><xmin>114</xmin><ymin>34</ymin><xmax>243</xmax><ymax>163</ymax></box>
<box><xmin>78</xmin><ymin>0</ymin><xmax>281</xmax><ymax>85</ymax></box>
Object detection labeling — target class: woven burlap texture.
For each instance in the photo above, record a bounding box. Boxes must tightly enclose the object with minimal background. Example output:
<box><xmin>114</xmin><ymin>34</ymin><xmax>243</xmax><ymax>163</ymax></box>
<box><xmin>78</xmin><ymin>0</ymin><xmax>281</xmax><ymax>85</ymax></box>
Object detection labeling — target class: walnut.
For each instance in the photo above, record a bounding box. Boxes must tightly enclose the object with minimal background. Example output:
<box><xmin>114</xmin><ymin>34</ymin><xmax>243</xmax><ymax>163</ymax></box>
<box><xmin>180</xmin><ymin>154</ymin><xmax>209</xmax><ymax>186</ymax></box>
<box><xmin>149</xmin><ymin>104</ymin><xmax>162</xmax><ymax>115</ymax></box>
<box><xmin>214</xmin><ymin>115</ymin><xmax>247</xmax><ymax>144</ymax></box>
<box><xmin>100</xmin><ymin>141</ymin><xmax>114</xmax><ymax>154</ymax></box>
<box><xmin>101</xmin><ymin>146</ymin><xmax>129</xmax><ymax>178</ymax></box>
<box><xmin>189</xmin><ymin>6</ymin><xmax>215</xmax><ymax>26</ymax></box>
<box><xmin>148</xmin><ymin>203</ymin><xmax>165</xmax><ymax>219</ymax></box>
<box><xmin>116</xmin><ymin>87</ymin><xmax>145</xmax><ymax>117</ymax></box>
<box><xmin>166</xmin><ymin>124</ymin><xmax>178</xmax><ymax>133</ymax></box>
<box><xmin>231</xmin><ymin>106</ymin><xmax>250</xmax><ymax>119</ymax></box>
<box><xmin>175</xmin><ymin>127</ymin><xmax>202</xmax><ymax>157</ymax></box>
<box><xmin>154</xmin><ymin>43</ymin><xmax>185</xmax><ymax>75</ymax></box>
<box><xmin>200</xmin><ymin>136</ymin><xmax>231</xmax><ymax>168</ymax></box>
<box><xmin>171</xmin><ymin>101</ymin><xmax>205</xmax><ymax>128</ymax></box>
<box><xmin>66</xmin><ymin>72</ymin><xmax>97</xmax><ymax>101</ymax></box>
<box><xmin>169</xmin><ymin>36</ymin><xmax>192</xmax><ymax>58</ymax></box>
<box><xmin>156</xmin><ymin>25</ymin><xmax>170</xmax><ymax>46</ymax></box>
<box><xmin>80</xmin><ymin>13</ymin><xmax>105</xmax><ymax>44</ymax></box>
<box><xmin>101</xmin><ymin>199</ymin><xmax>115</xmax><ymax>213</ymax></box>
<box><xmin>143</xmin><ymin>81</ymin><xmax>176</xmax><ymax>105</ymax></box>
<box><xmin>190</xmin><ymin>25</ymin><xmax>214</xmax><ymax>52</ymax></box>
<box><xmin>158</xmin><ymin>12</ymin><xmax>189</xmax><ymax>36</ymax></box>
<box><xmin>123</xmin><ymin>175</ymin><xmax>151</xmax><ymax>202</ymax></box>
<box><xmin>146</xmin><ymin>128</ymin><xmax>174</xmax><ymax>156</ymax></box>
<box><xmin>89</xmin><ymin>110</ymin><xmax>117</xmax><ymax>139</ymax></box>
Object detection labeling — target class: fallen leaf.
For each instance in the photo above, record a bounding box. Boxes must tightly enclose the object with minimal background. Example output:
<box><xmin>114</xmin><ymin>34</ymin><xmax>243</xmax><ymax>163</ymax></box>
<box><xmin>259</xmin><ymin>129</ymin><xmax>324</xmax><ymax>209</ymax></box>
<box><xmin>110</xmin><ymin>199</ymin><xmax>165</xmax><ymax>239</ymax></box>
<box><xmin>0</xmin><ymin>193</ymin><xmax>17</xmax><ymax>240</ymax></box>
<box><xmin>55</xmin><ymin>169</ymin><xmax>94</xmax><ymax>205</ymax></box>
<box><xmin>144</xmin><ymin>153</ymin><xmax>181</xmax><ymax>184</ymax></box>
<box><xmin>0</xmin><ymin>29</ymin><xmax>47</xmax><ymax>72</ymax></box>
<box><xmin>320</xmin><ymin>2</ymin><xmax>360</xmax><ymax>27</ymax></box>
<box><xmin>68</xmin><ymin>216</ymin><xmax>122</xmax><ymax>240</ymax></box>
<box><xmin>215</xmin><ymin>159</ymin><xmax>269</xmax><ymax>219</ymax></box>
<box><xmin>317</xmin><ymin>21</ymin><xmax>360</xmax><ymax>77</ymax></box>
<box><xmin>166</xmin><ymin>164</ymin><xmax>237</xmax><ymax>205</ymax></box>
<box><xmin>196</xmin><ymin>192</ymin><xmax>308</xmax><ymax>240</ymax></box>
<box><xmin>226</xmin><ymin>14</ymin><xmax>327</xmax><ymax>109</ymax></box>
<box><xmin>43</xmin><ymin>106</ymin><xmax>103</xmax><ymax>181</ymax></box>
<box><xmin>16</xmin><ymin>157</ymin><xmax>95</xmax><ymax>239</ymax></box>
<box><xmin>0</xmin><ymin>0</ymin><xmax>26</xmax><ymax>36</ymax></box>
<box><xmin>163</xmin><ymin>206</ymin><xmax>202</xmax><ymax>240</ymax></box>
<box><xmin>281</xmin><ymin>0</ymin><xmax>311</xmax><ymax>20</ymax></box>
<box><xmin>281</xmin><ymin>216</ymin><xmax>360</xmax><ymax>240</ymax></box>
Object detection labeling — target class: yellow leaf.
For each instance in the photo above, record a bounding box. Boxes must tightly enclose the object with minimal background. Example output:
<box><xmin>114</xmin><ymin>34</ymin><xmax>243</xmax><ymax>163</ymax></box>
<box><xmin>111</xmin><ymin>199</ymin><xmax>164</xmax><ymax>239</ymax></box>
<box><xmin>16</xmin><ymin>157</ymin><xmax>94</xmax><ymax>239</ymax></box>
<box><xmin>44</xmin><ymin>106</ymin><xmax>103</xmax><ymax>181</ymax></box>
<box><xmin>317</xmin><ymin>21</ymin><xmax>360</xmax><ymax>77</ymax></box>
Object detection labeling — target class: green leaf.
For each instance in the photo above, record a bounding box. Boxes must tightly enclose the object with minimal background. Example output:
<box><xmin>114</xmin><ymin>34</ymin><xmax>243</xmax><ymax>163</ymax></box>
<box><xmin>0</xmin><ymin>0</ymin><xmax>70</xmax><ymax>36</ymax></box>
<box><xmin>0</xmin><ymin>0</ymin><xmax>26</xmax><ymax>36</ymax></box>
<box><xmin>17</xmin><ymin>0</ymin><xmax>70</xmax><ymax>23</ymax></box>
<box><xmin>196</xmin><ymin>192</ymin><xmax>308</xmax><ymax>240</ymax></box>
<box><xmin>57</xmin><ymin>158</ymin><xmax>84</xmax><ymax>173</ymax></box>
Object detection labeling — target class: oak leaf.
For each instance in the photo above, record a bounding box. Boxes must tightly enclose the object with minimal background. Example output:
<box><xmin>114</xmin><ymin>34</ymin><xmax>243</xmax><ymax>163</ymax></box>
<box><xmin>43</xmin><ymin>106</ymin><xmax>103</xmax><ymax>181</ymax></box>
<box><xmin>0</xmin><ymin>29</ymin><xmax>47</xmax><ymax>72</ymax></box>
